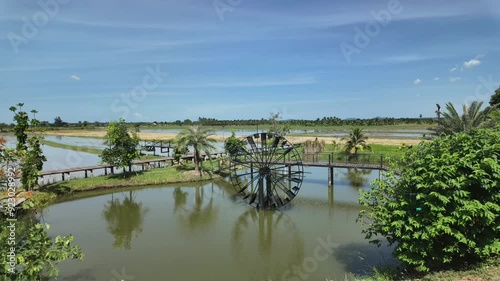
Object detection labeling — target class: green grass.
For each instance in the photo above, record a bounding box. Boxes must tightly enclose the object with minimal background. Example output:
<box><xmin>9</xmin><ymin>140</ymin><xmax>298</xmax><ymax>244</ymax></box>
<box><xmin>41</xmin><ymin>140</ymin><xmax>103</xmax><ymax>154</ymax></box>
<box><xmin>320</xmin><ymin>143</ymin><xmax>409</xmax><ymax>160</ymax></box>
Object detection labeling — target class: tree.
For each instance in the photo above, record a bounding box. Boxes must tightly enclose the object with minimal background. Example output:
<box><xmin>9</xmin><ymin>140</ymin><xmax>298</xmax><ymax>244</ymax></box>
<box><xmin>359</xmin><ymin>129</ymin><xmax>500</xmax><ymax>272</ymax></box>
<box><xmin>100</xmin><ymin>119</ymin><xmax>140</xmax><ymax>172</ymax></box>
<box><xmin>431</xmin><ymin>101</ymin><xmax>493</xmax><ymax>136</ymax></box>
<box><xmin>9</xmin><ymin>104</ymin><xmax>46</xmax><ymax>191</ymax></box>
<box><xmin>53</xmin><ymin>116</ymin><xmax>65</xmax><ymax>127</ymax></box>
<box><xmin>224</xmin><ymin>130</ymin><xmax>243</xmax><ymax>156</ymax></box>
<box><xmin>489</xmin><ymin>86</ymin><xmax>500</xmax><ymax>107</ymax></box>
<box><xmin>268</xmin><ymin>113</ymin><xmax>290</xmax><ymax>136</ymax></box>
<box><xmin>174</xmin><ymin>125</ymin><xmax>216</xmax><ymax>176</ymax></box>
<box><xmin>341</xmin><ymin>128</ymin><xmax>372</xmax><ymax>155</ymax></box>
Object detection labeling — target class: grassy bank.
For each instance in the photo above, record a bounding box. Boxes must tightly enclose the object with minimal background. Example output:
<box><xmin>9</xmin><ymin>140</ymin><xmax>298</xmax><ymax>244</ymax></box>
<box><xmin>335</xmin><ymin>256</ymin><xmax>500</xmax><ymax>281</ymax></box>
<box><xmin>42</xmin><ymin>164</ymin><xmax>218</xmax><ymax>195</ymax></box>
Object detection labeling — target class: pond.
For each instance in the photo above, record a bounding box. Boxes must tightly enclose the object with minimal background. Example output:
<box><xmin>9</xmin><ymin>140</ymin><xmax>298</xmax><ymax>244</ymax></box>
<box><xmin>44</xmin><ymin>167</ymin><xmax>396</xmax><ymax>281</ymax></box>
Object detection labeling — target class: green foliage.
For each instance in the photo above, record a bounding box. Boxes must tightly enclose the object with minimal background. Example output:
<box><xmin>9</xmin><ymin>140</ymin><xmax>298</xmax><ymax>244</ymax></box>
<box><xmin>431</xmin><ymin>101</ymin><xmax>493</xmax><ymax>136</ymax></box>
<box><xmin>342</xmin><ymin>128</ymin><xmax>372</xmax><ymax>155</ymax></box>
<box><xmin>100</xmin><ymin>119</ymin><xmax>140</xmax><ymax>169</ymax></box>
<box><xmin>224</xmin><ymin>131</ymin><xmax>243</xmax><ymax>156</ymax></box>
<box><xmin>174</xmin><ymin>125</ymin><xmax>216</xmax><ymax>175</ymax></box>
<box><xmin>0</xmin><ymin>220</ymin><xmax>83</xmax><ymax>280</ymax></box>
<box><xmin>359</xmin><ymin>129</ymin><xmax>500</xmax><ymax>272</ymax></box>
<box><xmin>9</xmin><ymin>104</ymin><xmax>47</xmax><ymax>191</ymax></box>
<box><xmin>490</xmin><ymin>87</ymin><xmax>500</xmax><ymax>107</ymax></box>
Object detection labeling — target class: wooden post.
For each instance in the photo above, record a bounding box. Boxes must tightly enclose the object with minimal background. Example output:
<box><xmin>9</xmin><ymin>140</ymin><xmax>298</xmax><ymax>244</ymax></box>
<box><xmin>328</xmin><ymin>167</ymin><xmax>334</xmax><ymax>186</ymax></box>
<box><xmin>129</xmin><ymin>165</ymin><xmax>132</xmax><ymax>172</ymax></box>
<box><xmin>62</xmin><ymin>173</ymin><xmax>65</xmax><ymax>181</ymax></box>
<box><xmin>104</xmin><ymin>168</ymin><xmax>108</xmax><ymax>175</ymax></box>
<box><xmin>111</xmin><ymin>167</ymin><xmax>114</xmax><ymax>175</ymax></box>
<box><xmin>85</xmin><ymin>170</ymin><xmax>88</xmax><ymax>178</ymax></box>
<box><xmin>380</xmin><ymin>154</ymin><xmax>384</xmax><ymax>169</ymax></box>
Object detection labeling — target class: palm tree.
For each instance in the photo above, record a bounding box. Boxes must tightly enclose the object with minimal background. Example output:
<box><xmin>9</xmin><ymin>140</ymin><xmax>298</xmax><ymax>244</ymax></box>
<box><xmin>341</xmin><ymin>128</ymin><xmax>372</xmax><ymax>155</ymax></box>
<box><xmin>174</xmin><ymin>125</ymin><xmax>216</xmax><ymax>176</ymax></box>
<box><xmin>431</xmin><ymin>101</ymin><xmax>493</xmax><ymax>135</ymax></box>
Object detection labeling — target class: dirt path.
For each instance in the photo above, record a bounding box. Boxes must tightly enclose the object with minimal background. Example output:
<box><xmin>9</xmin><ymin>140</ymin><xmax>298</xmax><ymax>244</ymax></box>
<box><xmin>45</xmin><ymin>130</ymin><xmax>425</xmax><ymax>145</ymax></box>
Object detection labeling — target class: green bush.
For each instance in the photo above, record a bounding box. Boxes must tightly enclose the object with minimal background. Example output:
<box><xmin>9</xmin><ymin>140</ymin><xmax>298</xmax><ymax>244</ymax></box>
<box><xmin>359</xmin><ymin>129</ymin><xmax>500</xmax><ymax>272</ymax></box>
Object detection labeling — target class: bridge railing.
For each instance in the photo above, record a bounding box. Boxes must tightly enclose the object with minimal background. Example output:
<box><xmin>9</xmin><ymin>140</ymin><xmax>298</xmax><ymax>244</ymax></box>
<box><xmin>303</xmin><ymin>152</ymin><xmax>386</xmax><ymax>169</ymax></box>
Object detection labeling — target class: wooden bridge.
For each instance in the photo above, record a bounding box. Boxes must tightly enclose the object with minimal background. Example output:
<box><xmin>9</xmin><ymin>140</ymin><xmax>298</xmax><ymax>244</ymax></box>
<box><xmin>39</xmin><ymin>151</ymin><xmax>226</xmax><ymax>183</ymax></box>
<box><xmin>300</xmin><ymin>153</ymin><xmax>388</xmax><ymax>185</ymax></box>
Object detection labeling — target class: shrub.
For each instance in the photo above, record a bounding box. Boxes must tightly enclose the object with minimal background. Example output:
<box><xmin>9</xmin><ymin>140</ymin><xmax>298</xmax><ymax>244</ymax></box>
<box><xmin>359</xmin><ymin>129</ymin><xmax>500</xmax><ymax>272</ymax></box>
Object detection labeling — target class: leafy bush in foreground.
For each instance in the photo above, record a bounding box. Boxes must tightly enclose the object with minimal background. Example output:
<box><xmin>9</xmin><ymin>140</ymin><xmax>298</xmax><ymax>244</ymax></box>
<box><xmin>359</xmin><ymin>129</ymin><xmax>500</xmax><ymax>272</ymax></box>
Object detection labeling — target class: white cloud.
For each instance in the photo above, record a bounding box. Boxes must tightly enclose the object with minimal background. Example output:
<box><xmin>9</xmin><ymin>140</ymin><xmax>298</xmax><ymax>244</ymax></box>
<box><xmin>449</xmin><ymin>66</ymin><xmax>458</xmax><ymax>72</ymax></box>
<box><xmin>449</xmin><ymin>77</ymin><xmax>461</xmax><ymax>82</ymax></box>
<box><xmin>70</xmin><ymin>75</ymin><xmax>81</xmax><ymax>81</ymax></box>
<box><xmin>133</xmin><ymin>112</ymin><xmax>143</xmax><ymax>119</ymax></box>
<box><xmin>463</xmin><ymin>58</ymin><xmax>481</xmax><ymax>68</ymax></box>
<box><xmin>433</xmin><ymin>77</ymin><xmax>440</xmax><ymax>81</ymax></box>
<box><xmin>413</xmin><ymin>78</ymin><xmax>422</xmax><ymax>85</ymax></box>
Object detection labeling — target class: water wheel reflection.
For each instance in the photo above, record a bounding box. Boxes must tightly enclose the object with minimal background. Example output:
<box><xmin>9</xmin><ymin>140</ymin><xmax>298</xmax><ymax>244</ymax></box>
<box><xmin>231</xmin><ymin>209</ymin><xmax>304</xmax><ymax>280</ymax></box>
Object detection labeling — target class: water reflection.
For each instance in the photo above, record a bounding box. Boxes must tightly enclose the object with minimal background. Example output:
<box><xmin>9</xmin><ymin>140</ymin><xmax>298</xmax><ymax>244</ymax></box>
<box><xmin>231</xmin><ymin>209</ymin><xmax>304</xmax><ymax>281</ymax></box>
<box><xmin>344</xmin><ymin>168</ymin><xmax>372</xmax><ymax>188</ymax></box>
<box><xmin>102</xmin><ymin>191</ymin><xmax>149</xmax><ymax>250</ymax></box>
<box><xmin>174</xmin><ymin>184</ymin><xmax>219</xmax><ymax>235</ymax></box>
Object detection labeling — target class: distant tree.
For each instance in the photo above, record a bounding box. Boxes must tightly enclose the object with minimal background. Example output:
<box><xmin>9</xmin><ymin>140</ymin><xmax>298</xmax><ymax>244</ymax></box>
<box><xmin>100</xmin><ymin>119</ymin><xmax>140</xmax><ymax>172</ymax></box>
<box><xmin>431</xmin><ymin>101</ymin><xmax>493</xmax><ymax>136</ymax></box>
<box><xmin>53</xmin><ymin>116</ymin><xmax>66</xmax><ymax>127</ymax></box>
<box><xmin>224</xmin><ymin>131</ymin><xmax>243</xmax><ymax>156</ymax></box>
<box><xmin>342</xmin><ymin>128</ymin><xmax>372</xmax><ymax>155</ymax></box>
<box><xmin>268</xmin><ymin>113</ymin><xmax>290</xmax><ymax>136</ymax></box>
<box><xmin>174</xmin><ymin>126</ymin><xmax>216</xmax><ymax>176</ymax></box>
<box><xmin>183</xmin><ymin>119</ymin><xmax>192</xmax><ymax>125</ymax></box>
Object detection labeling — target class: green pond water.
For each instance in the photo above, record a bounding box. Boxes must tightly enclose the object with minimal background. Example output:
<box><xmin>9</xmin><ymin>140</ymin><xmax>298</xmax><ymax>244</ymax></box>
<box><xmin>44</xmin><ymin>167</ymin><xmax>395</xmax><ymax>281</ymax></box>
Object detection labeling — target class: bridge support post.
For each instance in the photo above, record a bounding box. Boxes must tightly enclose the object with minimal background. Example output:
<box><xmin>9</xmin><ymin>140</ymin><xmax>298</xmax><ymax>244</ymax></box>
<box><xmin>104</xmin><ymin>168</ymin><xmax>108</xmax><ymax>176</ymax></box>
<box><xmin>328</xmin><ymin>166</ymin><xmax>334</xmax><ymax>186</ymax></box>
<box><xmin>85</xmin><ymin>170</ymin><xmax>88</xmax><ymax>178</ymax></box>
<box><xmin>250</xmin><ymin>163</ymin><xmax>254</xmax><ymax>181</ymax></box>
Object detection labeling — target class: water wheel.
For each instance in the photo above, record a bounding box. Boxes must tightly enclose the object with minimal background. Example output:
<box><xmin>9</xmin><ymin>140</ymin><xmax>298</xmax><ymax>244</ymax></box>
<box><xmin>229</xmin><ymin>132</ymin><xmax>304</xmax><ymax>209</ymax></box>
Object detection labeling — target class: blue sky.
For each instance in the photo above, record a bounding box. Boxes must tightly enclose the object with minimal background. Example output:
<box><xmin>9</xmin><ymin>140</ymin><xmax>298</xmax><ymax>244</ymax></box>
<box><xmin>1</xmin><ymin>0</ymin><xmax>499</xmax><ymax>123</ymax></box>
